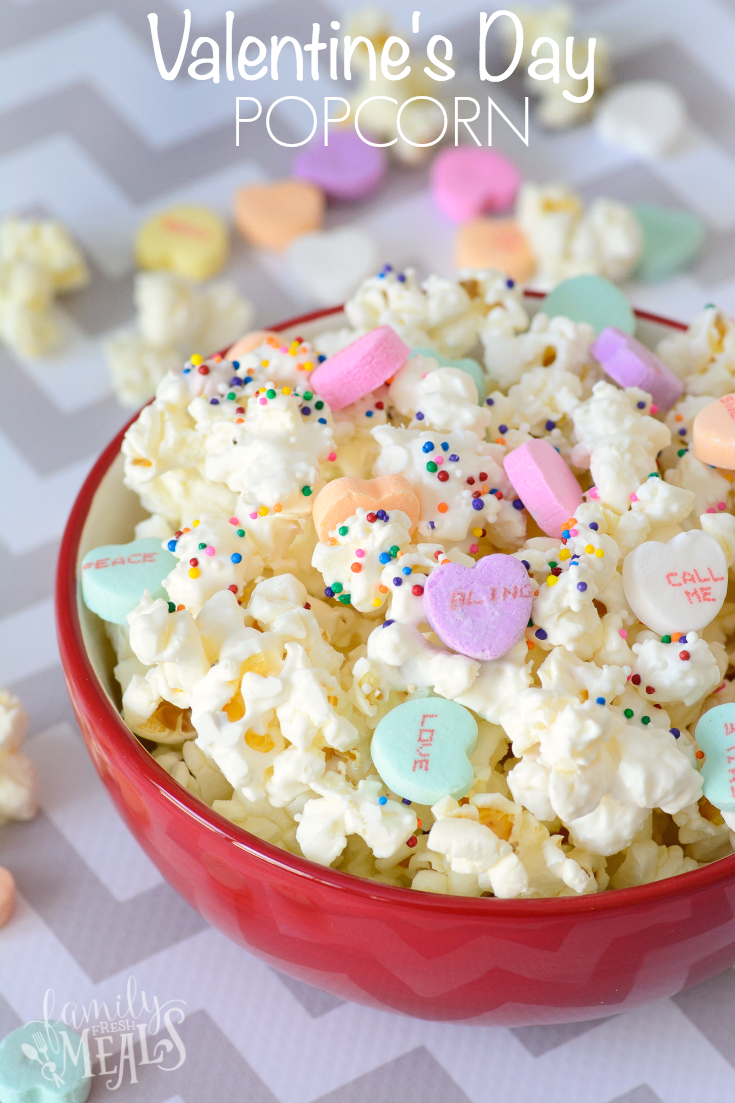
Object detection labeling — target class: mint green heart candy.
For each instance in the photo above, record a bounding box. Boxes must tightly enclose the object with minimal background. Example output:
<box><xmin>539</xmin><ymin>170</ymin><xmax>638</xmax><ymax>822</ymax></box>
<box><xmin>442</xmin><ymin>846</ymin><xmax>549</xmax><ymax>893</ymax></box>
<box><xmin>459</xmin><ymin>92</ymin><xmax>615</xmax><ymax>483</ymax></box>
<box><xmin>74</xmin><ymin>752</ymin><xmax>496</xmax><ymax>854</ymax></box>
<box><xmin>371</xmin><ymin>698</ymin><xmax>478</xmax><ymax>805</ymax></box>
<box><xmin>412</xmin><ymin>347</ymin><xmax>487</xmax><ymax>402</ymax></box>
<box><xmin>81</xmin><ymin>538</ymin><xmax>177</xmax><ymax>624</ymax></box>
<box><xmin>633</xmin><ymin>203</ymin><xmax>705</xmax><ymax>283</ymax></box>
<box><xmin>694</xmin><ymin>704</ymin><xmax>735</xmax><ymax>813</ymax></box>
<box><xmin>0</xmin><ymin>1021</ymin><xmax>91</xmax><ymax>1102</ymax></box>
<box><xmin>542</xmin><ymin>274</ymin><xmax>635</xmax><ymax>337</ymax></box>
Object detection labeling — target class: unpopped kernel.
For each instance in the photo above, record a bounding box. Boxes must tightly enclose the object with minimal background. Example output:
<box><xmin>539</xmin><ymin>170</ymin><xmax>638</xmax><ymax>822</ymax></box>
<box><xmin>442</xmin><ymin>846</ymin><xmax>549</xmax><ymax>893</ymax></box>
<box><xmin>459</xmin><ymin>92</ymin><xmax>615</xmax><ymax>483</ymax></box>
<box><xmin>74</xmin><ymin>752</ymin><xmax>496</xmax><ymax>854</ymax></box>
<box><xmin>88</xmin><ymin>265</ymin><xmax>735</xmax><ymax>899</ymax></box>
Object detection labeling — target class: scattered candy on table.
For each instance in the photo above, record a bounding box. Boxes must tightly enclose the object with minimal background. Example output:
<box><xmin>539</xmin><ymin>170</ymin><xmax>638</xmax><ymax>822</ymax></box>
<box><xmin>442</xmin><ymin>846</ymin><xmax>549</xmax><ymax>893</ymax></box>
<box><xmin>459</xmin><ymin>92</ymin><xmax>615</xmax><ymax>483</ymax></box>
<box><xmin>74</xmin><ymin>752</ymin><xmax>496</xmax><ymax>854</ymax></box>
<box><xmin>135</xmin><ymin>204</ymin><xmax>229</xmax><ymax>281</ymax></box>
<box><xmin>0</xmin><ymin>1021</ymin><xmax>92</xmax><ymax>1102</ymax></box>
<box><xmin>455</xmin><ymin>219</ymin><xmax>537</xmax><ymax>284</ymax></box>
<box><xmin>423</xmin><ymin>554</ymin><xmax>533</xmax><ymax>661</ymax></box>
<box><xmin>503</xmin><ymin>439</ymin><xmax>584</xmax><ymax>538</ymax></box>
<box><xmin>632</xmin><ymin>202</ymin><xmax>706</xmax><ymax>283</ymax></box>
<box><xmin>0</xmin><ymin>866</ymin><xmax>14</xmax><ymax>929</ymax></box>
<box><xmin>431</xmin><ymin>147</ymin><xmax>520</xmax><ymax>222</ymax></box>
<box><xmin>81</xmin><ymin>538</ymin><xmax>177</xmax><ymax>625</ymax></box>
<box><xmin>592</xmin><ymin>327</ymin><xmax>684</xmax><ymax>413</ymax></box>
<box><xmin>596</xmin><ymin>80</ymin><xmax>689</xmax><ymax>159</ymax></box>
<box><xmin>287</xmin><ymin>227</ymin><xmax>378</xmax><ymax>306</ymax></box>
<box><xmin>622</xmin><ymin>530</ymin><xmax>728</xmax><ymax>636</ymax></box>
<box><xmin>371</xmin><ymin>698</ymin><xmax>478</xmax><ymax>806</ymax></box>
<box><xmin>293</xmin><ymin>129</ymin><xmax>386</xmax><ymax>200</ymax></box>
<box><xmin>693</xmin><ymin>396</ymin><xmax>735</xmax><ymax>469</ymax></box>
<box><xmin>234</xmin><ymin>179</ymin><xmax>325</xmax><ymax>250</ymax></box>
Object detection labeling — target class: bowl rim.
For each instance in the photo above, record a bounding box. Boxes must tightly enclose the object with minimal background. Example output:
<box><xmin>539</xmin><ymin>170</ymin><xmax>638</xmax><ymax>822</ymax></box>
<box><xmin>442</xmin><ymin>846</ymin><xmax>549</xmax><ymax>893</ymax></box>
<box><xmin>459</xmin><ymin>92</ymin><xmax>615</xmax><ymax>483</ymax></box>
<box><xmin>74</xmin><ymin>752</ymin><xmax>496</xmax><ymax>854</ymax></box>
<box><xmin>56</xmin><ymin>296</ymin><xmax>735</xmax><ymax>918</ymax></box>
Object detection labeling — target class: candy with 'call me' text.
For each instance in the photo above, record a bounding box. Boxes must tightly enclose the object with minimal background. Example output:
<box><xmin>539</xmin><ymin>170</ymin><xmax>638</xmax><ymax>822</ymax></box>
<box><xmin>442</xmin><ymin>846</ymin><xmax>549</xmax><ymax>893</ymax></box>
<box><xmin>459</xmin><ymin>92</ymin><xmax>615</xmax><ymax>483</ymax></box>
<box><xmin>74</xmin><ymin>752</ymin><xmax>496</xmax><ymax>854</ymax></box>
<box><xmin>622</xmin><ymin>530</ymin><xmax>727</xmax><ymax>636</ymax></box>
<box><xmin>695</xmin><ymin>704</ymin><xmax>735</xmax><ymax>813</ymax></box>
<box><xmin>423</xmin><ymin>555</ymin><xmax>533</xmax><ymax>662</ymax></box>
<box><xmin>371</xmin><ymin>697</ymin><xmax>478</xmax><ymax>806</ymax></box>
<box><xmin>81</xmin><ymin>538</ymin><xmax>176</xmax><ymax>625</ymax></box>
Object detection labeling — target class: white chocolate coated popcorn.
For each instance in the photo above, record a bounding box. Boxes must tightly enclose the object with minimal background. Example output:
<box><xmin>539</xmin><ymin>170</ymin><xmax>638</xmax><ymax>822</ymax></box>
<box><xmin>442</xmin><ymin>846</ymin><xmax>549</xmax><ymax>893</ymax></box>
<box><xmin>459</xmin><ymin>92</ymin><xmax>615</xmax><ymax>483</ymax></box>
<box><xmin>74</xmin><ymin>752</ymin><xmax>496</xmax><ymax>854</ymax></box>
<box><xmin>657</xmin><ymin>306</ymin><xmax>735</xmax><ymax>398</ymax></box>
<box><xmin>163</xmin><ymin>517</ymin><xmax>263</xmax><ymax>614</ymax></box>
<box><xmin>389</xmin><ymin>356</ymin><xmax>493</xmax><ymax>438</ymax></box>
<box><xmin>111</xmin><ymin>271</ymin><xmax>735</xmax><ymax>899</ymax></box>
<box><xmin>204</xmin><ymin>386</ymin><xmax>335</xmax><ymax>517</ymax></box>
<box><xmin>517</xmin><ymin>184</ymin><xmax>641</xmax><ymax>289</ymax></box>
<box><xmin>0</xmin><ymin>689</ymin><xmax>38</xmax><ymax>824</ymax></box>
<box><xmin>312</xmin><ymin>508</ymin><xmax>413</xmax><ymax>614</ymax></box>
<box><xmin>372</xmin><ymin>424</ymin><xmax>512</xmax><ymax>543</ymax></box>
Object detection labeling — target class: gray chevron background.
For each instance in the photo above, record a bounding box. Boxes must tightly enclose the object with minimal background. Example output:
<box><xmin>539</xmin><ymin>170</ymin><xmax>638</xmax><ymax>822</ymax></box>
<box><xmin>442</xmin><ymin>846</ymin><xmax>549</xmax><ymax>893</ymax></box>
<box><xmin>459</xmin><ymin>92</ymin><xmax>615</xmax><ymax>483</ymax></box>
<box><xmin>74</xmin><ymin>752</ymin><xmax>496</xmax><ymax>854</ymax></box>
<box><xmin>1</xmin><ymin>0</ymin><xmax>735</xmax><ymax>1099</ymax></box>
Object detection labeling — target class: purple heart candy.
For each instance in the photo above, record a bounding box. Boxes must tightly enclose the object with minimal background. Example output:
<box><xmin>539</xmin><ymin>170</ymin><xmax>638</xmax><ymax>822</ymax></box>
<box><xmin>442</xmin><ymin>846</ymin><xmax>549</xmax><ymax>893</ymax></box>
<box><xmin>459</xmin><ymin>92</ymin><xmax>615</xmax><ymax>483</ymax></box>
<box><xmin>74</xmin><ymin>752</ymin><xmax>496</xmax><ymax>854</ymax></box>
<box><xmin>293</xmin><ymin>130</ymin><xmax>386</xmax><ymax>201</ymax></box>
<box><xmin>423</xmin><ymin>555</ymin><xmax>533</xmax><ymax>662</ymax></box>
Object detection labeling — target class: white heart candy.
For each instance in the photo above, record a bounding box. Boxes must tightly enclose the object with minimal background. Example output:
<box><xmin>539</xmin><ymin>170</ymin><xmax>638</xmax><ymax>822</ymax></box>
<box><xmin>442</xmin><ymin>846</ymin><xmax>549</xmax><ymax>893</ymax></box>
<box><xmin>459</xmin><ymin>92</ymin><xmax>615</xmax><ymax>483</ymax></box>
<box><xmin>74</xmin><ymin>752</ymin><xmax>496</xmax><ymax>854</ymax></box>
<box><xmin>287</xmin><ymin>228</ymin><xmax>378</xmax><ymax>307</ymax></box>
<box><xmin>622</xmin><ymin>530</ymin><xmax>727</xmax><ymax>636</ymax></box>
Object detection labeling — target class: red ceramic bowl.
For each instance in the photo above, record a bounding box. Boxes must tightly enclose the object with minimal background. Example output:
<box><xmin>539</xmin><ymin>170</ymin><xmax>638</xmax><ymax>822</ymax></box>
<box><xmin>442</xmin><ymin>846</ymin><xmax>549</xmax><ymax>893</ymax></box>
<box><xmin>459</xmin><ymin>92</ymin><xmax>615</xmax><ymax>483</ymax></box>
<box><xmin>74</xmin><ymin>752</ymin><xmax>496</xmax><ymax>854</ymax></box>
<box><xmin>56</xmin><ymin>299</ymin><xmax>735</xmax><ymax>1026</ymax></box>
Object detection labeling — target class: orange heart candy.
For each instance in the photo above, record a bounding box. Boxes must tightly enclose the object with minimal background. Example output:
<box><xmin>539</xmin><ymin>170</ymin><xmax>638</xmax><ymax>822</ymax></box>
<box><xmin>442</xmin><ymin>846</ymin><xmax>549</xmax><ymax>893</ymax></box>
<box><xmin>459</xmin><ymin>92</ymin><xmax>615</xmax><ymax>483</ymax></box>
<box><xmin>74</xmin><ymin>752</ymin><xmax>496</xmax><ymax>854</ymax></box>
<box><xmin>226</xmin><ymin>330</ymin><xmax>282</xmax><ymax>361</ymax></box>
<box><xmin>234</xmin><ymin>179</ymin><xmax>325</xmax><ymax>250</ymax></box>
<box><xmin>456</xmin><ymin>218</ymin><xmax>536</xmax><ymax>283</ymax></box>
<box><xmin>693</xmin><ymin>395</ymin><xmax>735</xmax><ymax>470</ymax></box>
<box><xmin>312</xmin><ymin>475</ymin><xmax>420</xmax><ymax>543</ymax></box>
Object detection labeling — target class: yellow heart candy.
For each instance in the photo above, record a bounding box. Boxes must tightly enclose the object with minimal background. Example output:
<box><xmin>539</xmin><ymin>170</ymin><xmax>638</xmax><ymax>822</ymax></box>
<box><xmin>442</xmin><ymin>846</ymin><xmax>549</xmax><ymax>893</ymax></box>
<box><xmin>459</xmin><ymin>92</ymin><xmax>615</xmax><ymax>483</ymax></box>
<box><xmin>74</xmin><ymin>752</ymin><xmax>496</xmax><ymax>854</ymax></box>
<box><xmin>136</xmin><ymin>204</ymin><xmax>229</xmax><ymax>281</ymax></box>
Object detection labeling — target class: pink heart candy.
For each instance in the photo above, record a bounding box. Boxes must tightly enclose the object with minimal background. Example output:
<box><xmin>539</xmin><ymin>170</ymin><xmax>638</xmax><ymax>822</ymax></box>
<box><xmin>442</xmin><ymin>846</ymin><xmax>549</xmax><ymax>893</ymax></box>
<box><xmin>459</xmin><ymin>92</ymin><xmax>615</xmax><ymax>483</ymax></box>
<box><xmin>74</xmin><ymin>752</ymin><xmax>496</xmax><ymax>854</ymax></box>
<box><xmin>431</xmin><ymin>147</ymin><xmax>521</xmax><ymax>222</ymax></box>
<box><xmin>592</xmin><ymin>327</ymin><xmax>683</xmax><ymax>413</ymax></box>
<box><xmin>503</xmin><ymin>439</ymin><xmax>583</xmax><ymax>538</ymax></box>
<box><xmin>309</xmin><ymin>326</ymin><xmax>410</xmax><ymax>411</ymax></box>
<box><xmin>423</xmin><ymin>554</ymin><xmax>533</xmax><ymax>661</ymax></box>
<box><xmin>293</xmin><ymin>130</ymin><xmax>386</xmax><ymax>201</ymax></box>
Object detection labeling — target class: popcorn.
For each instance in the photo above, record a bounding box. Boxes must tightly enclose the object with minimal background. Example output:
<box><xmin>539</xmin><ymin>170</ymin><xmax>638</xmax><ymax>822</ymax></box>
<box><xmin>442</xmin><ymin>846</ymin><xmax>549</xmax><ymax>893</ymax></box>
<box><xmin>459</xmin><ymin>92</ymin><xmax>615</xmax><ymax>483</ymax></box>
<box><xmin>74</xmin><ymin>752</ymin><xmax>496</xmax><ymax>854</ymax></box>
<box><xmin>0</xmin><ymin>215</ymin><xmax>91</xmax><ymax>357</ymax></box>
<box><xmin>517</xmin><ymin>184</ymin><xmax>641</xmax><ymax>289</ymax></box>
<box><xmin>657</xmin><ymin>306</ymin><xmax>735</xmax><ymax>398</ymax></box>
<box><xmin>389</xmin><ymin>355</ymin><xmax>493</xmax><ymax>438</ymax></box>
<box><xmin>105</xmin><ymin>272</ymin><xmax>254</xmax><ymax>407</ymax></box>
<box><xmin>107</xmin><ymin>273</ymin><xmax>735</xmax><ymax>900</ymax></box>
<box><xmin>312</xmin><ymin>507</ymin><xmax>413</xmax><ymax>613</ymax></box>
<box><xmin>0</xmin><ymin>689</ymin><xmax>38</xmax><ymax>824</ymax></box>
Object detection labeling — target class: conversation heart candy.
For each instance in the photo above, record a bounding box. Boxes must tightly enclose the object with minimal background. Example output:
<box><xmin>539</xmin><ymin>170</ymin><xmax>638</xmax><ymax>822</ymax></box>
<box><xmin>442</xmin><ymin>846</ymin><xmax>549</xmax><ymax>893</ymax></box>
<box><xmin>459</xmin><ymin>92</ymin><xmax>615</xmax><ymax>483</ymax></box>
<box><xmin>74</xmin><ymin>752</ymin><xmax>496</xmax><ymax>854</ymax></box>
<box><xmin>592</xmin><ymin>327</ymin><xmax>683</xmax><ymax>413</ymax></box>
<box><xmin>287</xmin><ymin>227</ymin><xmax>378</xmax><ymax>306</ymax></box>
<box><xmin>694</xmin><ymin>704</ymin><xmax>735</xmax><ymax>813</ymax></box>
<box><xmin>431</xmin><ymin>147</ymin><xmax>520</xmax><ymax>222</ymax></box>
<box><xmin>81</xmin><ymin>538</ymin><xmax>177</xmax><ymax>625</ymax></box>
<box><xmin>411</xmin><ymin>347</ymin><xmax>487</xmax><ymax>402</ymax></box>
<box><xmin>633</xmin><ymin>203</ymin><xmax>705</xmax><ymax>283</ymax></box>
<box><xmin>0</xmin><ymin>866</ymin><xmax>14</xmax><ymax>929</ymax></box>
<box><xmin>225</xmin><ymin>329</ymin><xmax>281</xmax><ymax>361</ymax></box>
<box><xmin>234</xmin><ymin>179</ymin><xmax>324</xmax><ymax>250</ymax></box>
<box><xmin>0</xmin><ymin>1021</ymin><xmax>92</xmax><ymax>1103</ymax></box>
<box><xmin>542</xmin><ymin>275</ymin><xmax>635</xmax><ymax>337</ymax></box>
<box><xmin>622</xmin><ymin>530</ymin><xmax>727</xmax><ymax>636</ymax></box>
<box><xmin>293</xmin><ymin>129</ymin><xmax>386</xmax><ymax>200</ymax></box>
<box><xmin>596</xmin><ymin>80</ymin><xmax>688</xmax><ymax>159</ymax></box>
<box><xmin>455</xmin><ymin>218</ymin><xmax>536</xmax><ymax>283</ymax></box>
<box><xmin>693</xmin><ymin>395</ymin><xmax>735</xmax><ymax>469</ymax></box>
<box><xmin>135</xmin><ymin>204</ymin><xmax>228</xmax><ymax>281</ymax></box>
<box><xmin>503</xmin><ymin>439</ymin><xmax>583</xmax><ymax>538</ymax></box>
<box><xmin>371</xmin><ymin>697</ymin><xmax>478</xmax><ymax>805</ymax></box>
<box><xmin>309</xmin><ymin>326</ymin><xmax>410</xmax><ymax>411</ymax></box>
<box><xmin>312</xmin><ymin>475</ymin><xmax>420</xmax><ymax>542</ymax></box>
<box><xmin>423</xmin><ymin>554</ymin><xmax>533</xmax><ymax>661</ymax></box>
